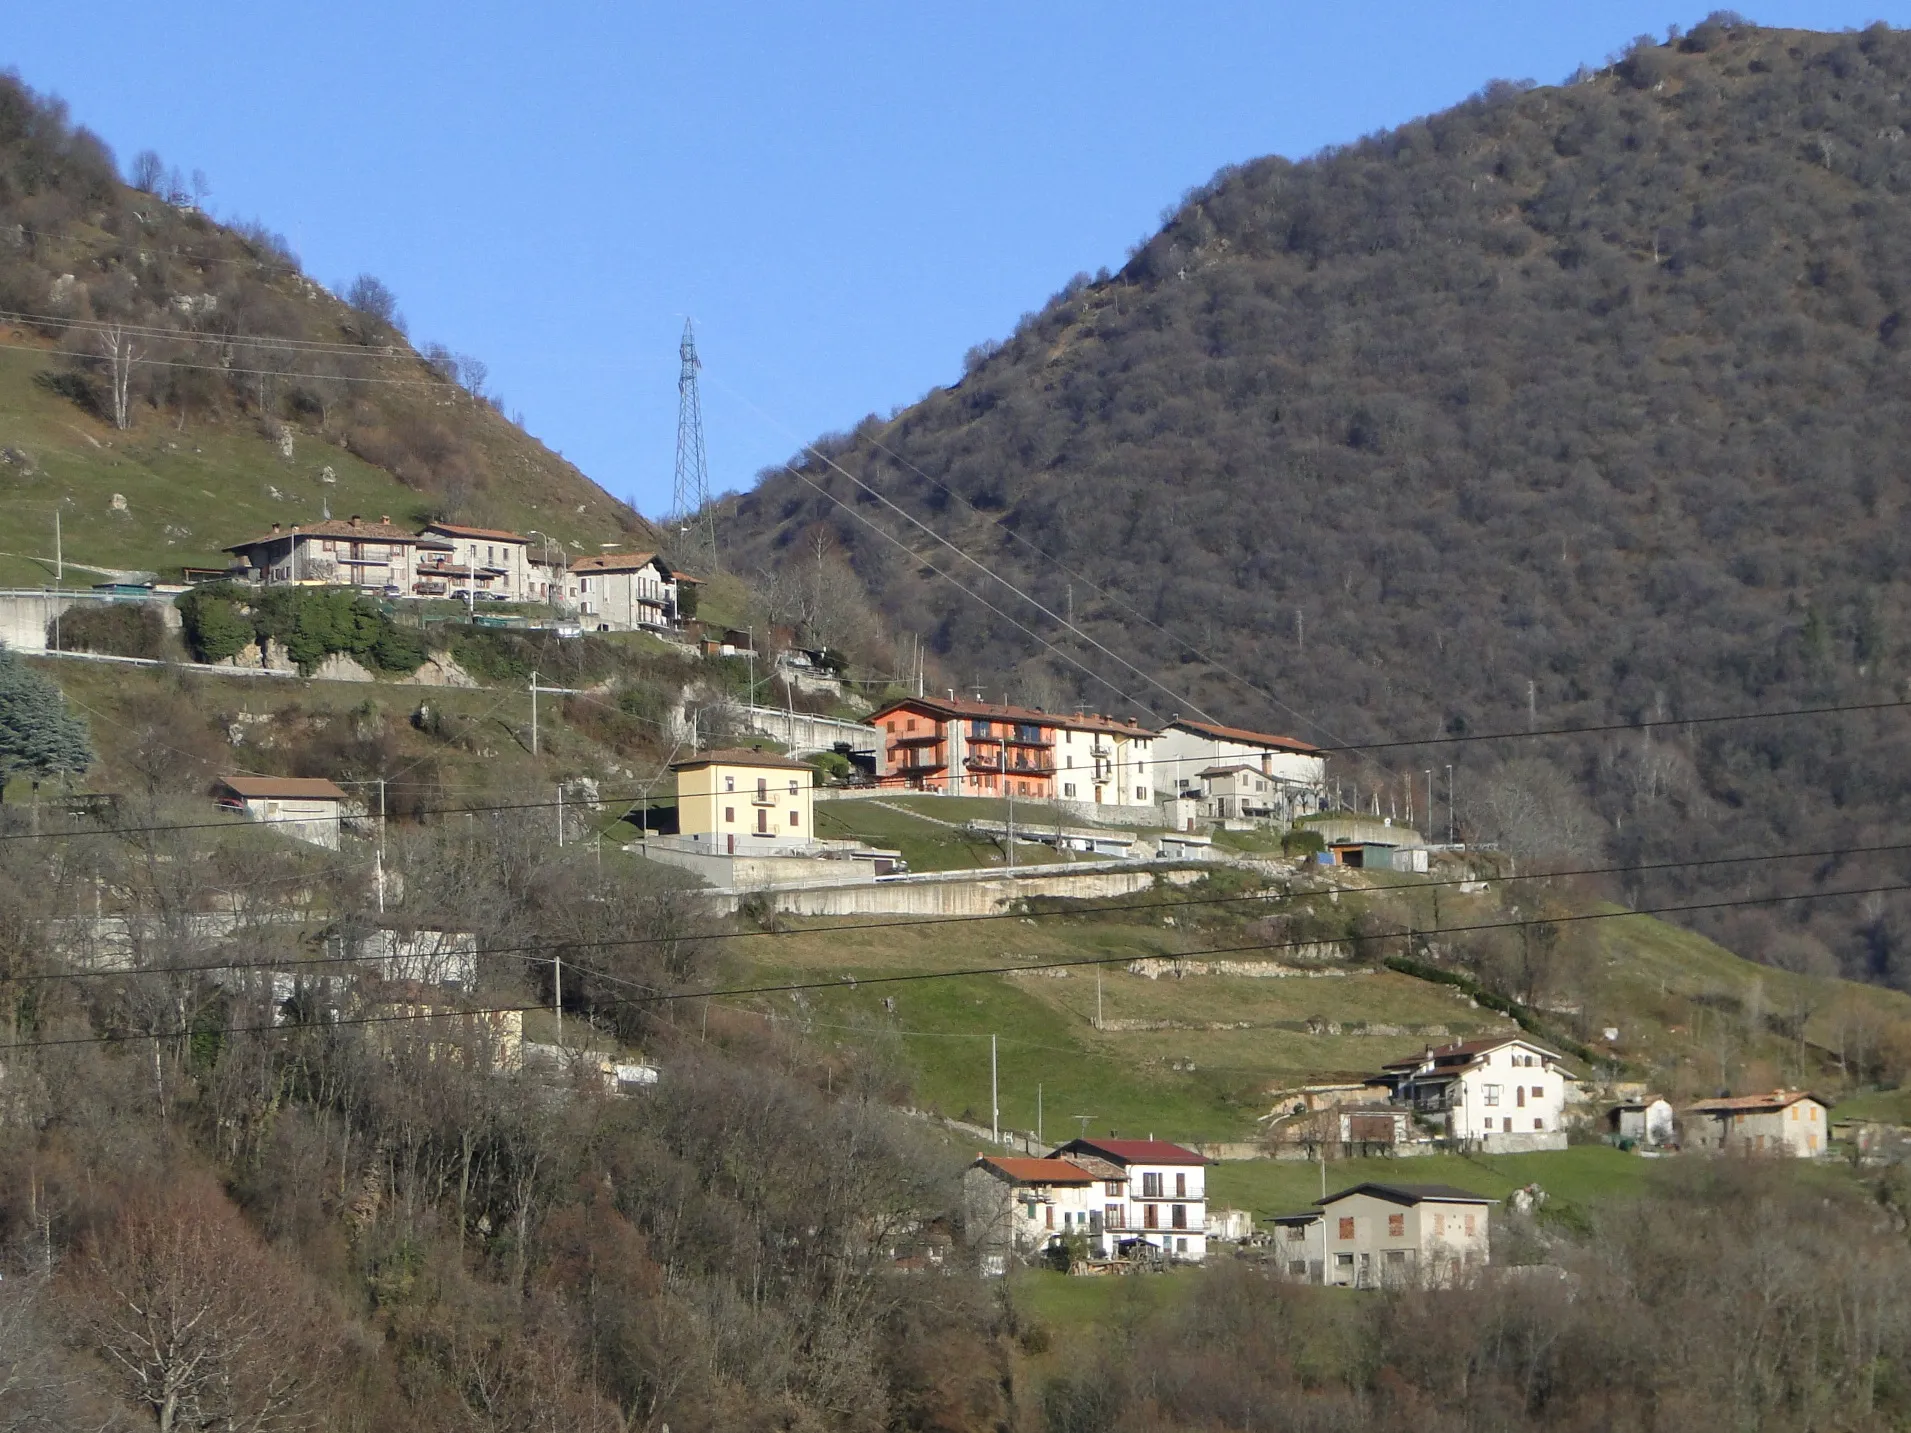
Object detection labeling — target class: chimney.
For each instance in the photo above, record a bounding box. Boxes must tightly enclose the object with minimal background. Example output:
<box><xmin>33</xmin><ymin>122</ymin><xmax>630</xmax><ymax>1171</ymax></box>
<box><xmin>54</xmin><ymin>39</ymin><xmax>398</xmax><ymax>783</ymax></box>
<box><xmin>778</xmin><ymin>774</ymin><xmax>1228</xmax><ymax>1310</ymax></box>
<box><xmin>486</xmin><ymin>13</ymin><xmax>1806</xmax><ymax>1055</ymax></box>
<box><xmin>380</xmin><ymin>514</ymin><xmax>390</xmax><ymax>524</ymax></box>
<box><xmin>270</xmin><ymin>523</ymin><xmax>280</xmax><ymax>535</ymax></box>
<box><xmin>349</xmin><ymin>514</ymin><xmax>361</xmax><ymax>528</ymax></box>
<box><xmin>290</xmin><ymin>524</ymin><xmax>300</xmax><ymax>534</ymax></box>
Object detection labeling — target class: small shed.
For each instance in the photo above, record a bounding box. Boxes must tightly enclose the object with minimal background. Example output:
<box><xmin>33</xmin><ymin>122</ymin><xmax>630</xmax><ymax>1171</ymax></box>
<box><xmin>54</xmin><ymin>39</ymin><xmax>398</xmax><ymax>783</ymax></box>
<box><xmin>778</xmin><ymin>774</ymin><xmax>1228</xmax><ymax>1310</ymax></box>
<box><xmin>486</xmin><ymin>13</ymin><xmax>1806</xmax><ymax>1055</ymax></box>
<box><xmin>1606</xmin><ymin>1096</ymin><xmax>1674</xmax><ymax>1147</ymax></box>
<box><xmin>215</xmin><ymin>775</ymin><xmax>349</xmax><ymax>850</ymax></box>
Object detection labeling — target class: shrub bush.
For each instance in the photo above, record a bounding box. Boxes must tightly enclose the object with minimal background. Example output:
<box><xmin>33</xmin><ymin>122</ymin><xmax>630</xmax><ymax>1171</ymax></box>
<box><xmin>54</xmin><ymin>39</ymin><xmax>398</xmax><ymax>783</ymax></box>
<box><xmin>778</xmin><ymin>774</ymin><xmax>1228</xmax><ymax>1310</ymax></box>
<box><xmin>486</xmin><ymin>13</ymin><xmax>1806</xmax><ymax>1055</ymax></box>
<box><xmin>49</xmin><ymin>603</ymin><xmax>167</xmax><ymax>660</ymax></box>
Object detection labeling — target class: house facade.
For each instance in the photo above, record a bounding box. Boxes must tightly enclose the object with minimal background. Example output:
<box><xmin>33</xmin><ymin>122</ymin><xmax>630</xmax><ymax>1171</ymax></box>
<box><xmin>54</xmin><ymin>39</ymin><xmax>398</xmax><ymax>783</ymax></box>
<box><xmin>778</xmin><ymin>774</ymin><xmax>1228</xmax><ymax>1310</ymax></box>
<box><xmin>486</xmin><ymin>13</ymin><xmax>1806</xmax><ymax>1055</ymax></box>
<box><xmin>224</xmin><ymin>516</ymin><xmax>419</xmax><ymax>593</ymax></box>
<box><xmin>670</xmin><ymin>749</ymin><xmax>815</xmax><ymax>854</ymax></box>
<box><xmin>866</xmin><ymin>696</ymin><xmax>1158</xmax><ymax>806</ymax></box>
<box><xmin>214</xmin><ymin>774</ymin><xmax>349</xmax><ymax>850</ymax></box>
<box><xmin>1679</xmin><ymin>1090</ymin><xmax>1829</xmax><ymax>1157</ymax></box>
<box><xmin>1047</xmin><ymin>1137</ymin><xmax>1208</xmax><ymax>1262</ymax></box>
<box><xmin>417</xmin><ymin>522</ymin><xmax>536</xmax><ymax>601</ymax></box>
<box><xmin>567</xmin><ymin>552</ymin><xmax>696</xmax><ymax>632</ymax></box>
<box><xmin>962</xmin><ymin>1156</ymin><xmax>1100</xmax><ymax>1267</ymax></box>
<box><xmin>1154</xmin><ymin>717</ymin><xmax>1327</xmax><ymax>827</ymax></box>
<box><xmin>1607</xmin><ymin>1096</ymin><xmax>1675</xmax><ymax>1147</ymax></box>
<box><xmin>1318</xmin><ymin>1183</ymin><xmax>1495</xmax><ymax>1288</ymax></box>
<box><xmin>1371</xmin><ymin>1036</ymin><xmax>1575</xmax><ymax>1153</ymax></box>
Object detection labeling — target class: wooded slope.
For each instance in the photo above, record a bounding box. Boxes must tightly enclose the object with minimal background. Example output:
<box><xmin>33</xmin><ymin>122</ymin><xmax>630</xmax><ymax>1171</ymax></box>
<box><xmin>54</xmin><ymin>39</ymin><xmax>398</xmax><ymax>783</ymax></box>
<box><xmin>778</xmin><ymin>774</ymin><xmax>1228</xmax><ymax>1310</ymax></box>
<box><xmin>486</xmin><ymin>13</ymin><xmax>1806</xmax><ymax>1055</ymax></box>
<box><xmin>730</xmin><ymin>20</ymin><xmax>1911</xmax><ymax>988</ymax></box>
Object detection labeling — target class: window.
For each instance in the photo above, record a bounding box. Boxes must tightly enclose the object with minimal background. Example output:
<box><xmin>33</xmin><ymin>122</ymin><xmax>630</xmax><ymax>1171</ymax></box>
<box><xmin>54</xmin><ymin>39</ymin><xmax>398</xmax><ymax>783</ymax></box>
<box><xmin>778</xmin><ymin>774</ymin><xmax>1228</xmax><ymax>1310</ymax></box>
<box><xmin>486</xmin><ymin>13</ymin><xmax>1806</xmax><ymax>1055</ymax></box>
<box><xmin>1533</xmin><ymin>1085</ymin><xmax>1544</xmax><ymax>1100</ymax></box>
<box><xmin>1141</xmin><ymin>1172</ymin><xmax>1163</xmax><ymax>1198</ymax></box>
<box><xmin>1104</xmin><ymin>1181</ymin><xmax>1121</xmax><ymax>1198</ymax></box>
<box><xmin>886</xmin><ymin>722</ymin><xmax>896</xmax><ymax>734</ymax></box>
<box><xmin>724</xmin><ymin>807</ymin><xmax>734</xmax><ymax>823</ymax></box>
<box><xmin>907</xmin><ymin>719</ymin><xmax>918</xmax><ymax>733</ymax></box>
<box><xmin>1384</xmin><ymin>1249</ymin><xmax>1407</xmax><ymax>1266</ymax></box>
<box><xmin>1176</xmin><ymin>1238</ymin><xmax>1188</xmax><ymax>1253</ymax></box>
<box><xmin>1289</xmin><ymin>1260</ymin><xmax>1308</xmax><ymax>1276</ymax></box>
<box><xmin>1136</xmin><ymin>787</ymin><xmax>1148</xmax><ymax>801</ymax></box>
<box><xmin>1482</xmin><ymin>1084</ymin><xmax>1500</xmax><ymax>1107</ymax></box>
<box><xmin>1533</xmin><ymin>1118</ymin><xmax>1543</xmax><ymax>1131</ymax></box>
<box><xmin>1105</xmin><ymin>1203</ymin><xmax>1123</xmax><ymax>1229</ymax></box>
<box><xmin>1335</xmin><ymin>1253</ymin><xmax>1355</xmax><ymax>1268</ymax></box>
<box><xmin>1791</xmin><ymin>1106</ymin><xmax>1799</xmax><ymax>1121</ymax></box>
<box><xmin>1388</xmin><ymin>1214</ymin><xmax>1404</xmax><ymax>1238</ymax></box>
<box><xmin>789</xmin><ymin>812</ymin><xmax>800</xmax><ymax>828</ymax></box>
<box><xmin>1064</xmin><ymin>783</ymin><xmax>1076</xmax><ymax>797</ymax></box>
<box><xmin>724</xmin><ymin>777</ymin><xmax>735</xmax><ymax>793</ymax></box>
<box><xmin>1174</xmin><ymin>1172</ymin><xmax>1186</xmax><ymax>1198</ymax></box>
<box><xmin>1144</xmin><ymin>1205</ymin><xmax>1159</xmax><ymax>1229</ymax></box>
<box><xmin>1171</xmin><ymin>1205</ymin><xmax>1187</xmax><ymax>1229</ymax></box>
<box><xmin>1463</xmin><ymin>1214</ymin><xmax>1477</xmax><ymax>1237</ymax></box>
<box><xmin>1517</xmin><ymin>1087</ymin><xmax>1526</xmax><ymax>1109</ymax></box>
<box><xmin>1045</xmin><ymin>1207</ymin><xmax>1054</xmax><ymax>1230</ymax></box>
<box><xmin>1338</xmin><ymin>1217</ymin><xmax>1355</xmax><ymax>1240</ymax></box>
<box><xmin>970</xmin><ymin>719</ymin><xmax>990</xmax><ymax>738</ymax></box>
<box><xmin>1285</xmin><ymin>1226</ymin><xmax>1306</xmax><ymax>1243</ymax></box>
<box><xmin>1433</xmin><ymin>1212</ymin><xmax>1446</xmax><ymax>1237</ymax></box>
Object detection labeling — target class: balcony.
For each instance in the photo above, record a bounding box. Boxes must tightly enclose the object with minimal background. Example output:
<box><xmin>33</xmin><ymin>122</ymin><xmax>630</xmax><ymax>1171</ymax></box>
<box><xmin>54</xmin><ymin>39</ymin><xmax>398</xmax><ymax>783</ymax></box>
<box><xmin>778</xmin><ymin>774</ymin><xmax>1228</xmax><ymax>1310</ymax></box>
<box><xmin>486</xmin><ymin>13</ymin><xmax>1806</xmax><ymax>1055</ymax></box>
<box><xmin>965</xmin><ymin>756</ymin><xmax>1055</xmax><ymax>775</ymax></box>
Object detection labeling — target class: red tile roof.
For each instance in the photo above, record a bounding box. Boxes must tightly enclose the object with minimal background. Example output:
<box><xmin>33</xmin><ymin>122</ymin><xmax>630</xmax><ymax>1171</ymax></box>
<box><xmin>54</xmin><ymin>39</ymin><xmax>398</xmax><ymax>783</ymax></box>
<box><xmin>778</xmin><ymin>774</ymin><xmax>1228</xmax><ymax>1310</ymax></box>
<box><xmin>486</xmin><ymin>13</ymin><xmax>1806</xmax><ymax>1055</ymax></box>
<box><xmin>973</xmin><ymin>1156</ymin><xmax>1096</xmax><ymax>1185</ymax></box>
<box><xmin>1053</xmin><ymin>1137</ymin><xmax>1208</xmax><ymax>1166</ymax></box>
<box><xmin>218</xmin><ymin>775</ymin><xmax>349</xmax><ymax>802</ymax></box>
<box><xmin>1168</xmin><ymin>716</ymin><xmax>1320</xmax><ymax>755</ymax></box>
<box><xmin>868</xmin><ymin>695</ymin><xmax>1159</xmax><ymax>738</ymax></box>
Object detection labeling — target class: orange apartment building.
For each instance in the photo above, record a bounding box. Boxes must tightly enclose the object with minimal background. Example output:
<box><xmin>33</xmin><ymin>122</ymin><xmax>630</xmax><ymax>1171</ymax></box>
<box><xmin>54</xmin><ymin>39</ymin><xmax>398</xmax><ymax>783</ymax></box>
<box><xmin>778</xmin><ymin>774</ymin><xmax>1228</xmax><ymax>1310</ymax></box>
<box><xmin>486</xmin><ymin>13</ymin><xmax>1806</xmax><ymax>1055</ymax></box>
<box><xmin>867</xmin><ymin>696</ymin><xmax>1160</xmax><ymax>805</ymax></box>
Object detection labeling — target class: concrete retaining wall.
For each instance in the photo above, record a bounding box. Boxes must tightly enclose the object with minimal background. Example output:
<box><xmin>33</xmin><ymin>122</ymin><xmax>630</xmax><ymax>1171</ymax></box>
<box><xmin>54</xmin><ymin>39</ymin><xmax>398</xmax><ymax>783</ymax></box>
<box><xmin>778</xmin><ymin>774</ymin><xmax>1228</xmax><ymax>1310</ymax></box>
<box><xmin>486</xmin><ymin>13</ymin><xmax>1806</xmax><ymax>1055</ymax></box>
<box><xmin>0</xmin><ymin>589</ymin><xmax>180</xmax><ymax>654</ymax></box>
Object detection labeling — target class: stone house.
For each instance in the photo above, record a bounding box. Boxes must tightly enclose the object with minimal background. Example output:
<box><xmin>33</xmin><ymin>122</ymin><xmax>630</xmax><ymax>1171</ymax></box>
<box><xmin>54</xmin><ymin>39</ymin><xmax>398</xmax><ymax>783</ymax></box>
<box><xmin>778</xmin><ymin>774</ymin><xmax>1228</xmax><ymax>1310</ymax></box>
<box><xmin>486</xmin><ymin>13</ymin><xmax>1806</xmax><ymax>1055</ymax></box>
<box><xmin>1679</xmin><ymin>1090</ymin><xmax>1829</xmax><ymax>1157</ymax></box>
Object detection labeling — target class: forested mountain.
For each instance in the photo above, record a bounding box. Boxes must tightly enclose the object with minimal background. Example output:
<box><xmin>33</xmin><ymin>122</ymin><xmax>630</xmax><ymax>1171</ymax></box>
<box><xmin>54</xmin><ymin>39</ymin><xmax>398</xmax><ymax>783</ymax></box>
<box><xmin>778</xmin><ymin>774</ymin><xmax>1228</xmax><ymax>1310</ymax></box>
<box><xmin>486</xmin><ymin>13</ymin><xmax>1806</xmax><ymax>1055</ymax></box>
<box><xmin>730</xmin><ymin>18</ymin><xmax>1911</xmax><ymax>989</ymax></box>
<box><xmin>0</xmin><ymin>72</ymin><xmax>651</xmax><ymax>583</ymax></box>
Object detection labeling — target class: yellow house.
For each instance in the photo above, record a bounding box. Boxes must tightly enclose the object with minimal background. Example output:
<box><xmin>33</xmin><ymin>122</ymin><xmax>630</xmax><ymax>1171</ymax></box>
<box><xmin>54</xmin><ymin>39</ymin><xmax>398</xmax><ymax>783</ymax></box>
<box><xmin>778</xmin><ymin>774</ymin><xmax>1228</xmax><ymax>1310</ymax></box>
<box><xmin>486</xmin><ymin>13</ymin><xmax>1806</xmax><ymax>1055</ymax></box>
<box><xmin>670</xmin><ymin>749</ymin><xmax>815</xmax><ymax>853</ymax></box>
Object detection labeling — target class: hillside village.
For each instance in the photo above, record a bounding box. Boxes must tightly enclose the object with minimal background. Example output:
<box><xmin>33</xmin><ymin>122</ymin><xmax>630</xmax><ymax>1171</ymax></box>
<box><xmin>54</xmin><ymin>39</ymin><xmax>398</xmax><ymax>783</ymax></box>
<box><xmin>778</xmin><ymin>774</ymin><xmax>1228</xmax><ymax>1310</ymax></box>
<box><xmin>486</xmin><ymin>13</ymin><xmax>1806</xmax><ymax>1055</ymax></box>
<box><xmin>17</xmin><ymin>24</ymin><xmax>1911</xmax><ymax>1431</ymax></box>
<box><xmin>0</xmin><ymin>514</ymin><xmax>1888</xmax><ymax>1292</ymax></box>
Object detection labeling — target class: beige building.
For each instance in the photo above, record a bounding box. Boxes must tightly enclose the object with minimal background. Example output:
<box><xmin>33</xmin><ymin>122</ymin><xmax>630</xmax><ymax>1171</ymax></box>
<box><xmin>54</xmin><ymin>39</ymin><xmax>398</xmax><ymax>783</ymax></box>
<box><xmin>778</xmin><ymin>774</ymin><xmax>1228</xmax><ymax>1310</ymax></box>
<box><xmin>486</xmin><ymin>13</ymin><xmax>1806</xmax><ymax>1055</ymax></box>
<box><xmin>418</xmin><ymin>521</ymin><xmax>536</xmax><ymax>602</ymax></box>
<box><xmin>670</xmin><ymin>749</ymin><xmax>814</xmax><ymax>854</ymax></box>
<box><xmin>1318</xmin><ymin>1182</ymin><xmax>1495</xmax><ymax>1288</ymax></box>
<box><xmin>215</xmin><ymin>775</ymin><xmax>350</xmax><ymax>850</ymax></box>
<box><xmin>1680</xmin><ymin>1090</ymin><xmax>1829</xmax><ymax>1157</ymax></box>
<box><xmin>567</xmin><ymin>552</ymin><xmax>697</xmax><ymax>632</ymax></box>
<box><xmin>224</xmin><ymin>515</ymin><xmax>419</xmax><ymax>593</ymax></box>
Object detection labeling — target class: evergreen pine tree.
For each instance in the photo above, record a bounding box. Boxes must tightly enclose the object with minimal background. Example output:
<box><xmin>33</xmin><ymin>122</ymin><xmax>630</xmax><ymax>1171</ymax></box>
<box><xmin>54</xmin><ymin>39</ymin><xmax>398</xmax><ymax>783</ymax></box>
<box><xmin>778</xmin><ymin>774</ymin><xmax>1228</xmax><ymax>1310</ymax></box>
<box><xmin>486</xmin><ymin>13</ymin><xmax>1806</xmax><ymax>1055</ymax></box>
<box><xmin>0</xmin><ymin>646</ymin><xmax>93</xmax><ymax>785</ymax></box>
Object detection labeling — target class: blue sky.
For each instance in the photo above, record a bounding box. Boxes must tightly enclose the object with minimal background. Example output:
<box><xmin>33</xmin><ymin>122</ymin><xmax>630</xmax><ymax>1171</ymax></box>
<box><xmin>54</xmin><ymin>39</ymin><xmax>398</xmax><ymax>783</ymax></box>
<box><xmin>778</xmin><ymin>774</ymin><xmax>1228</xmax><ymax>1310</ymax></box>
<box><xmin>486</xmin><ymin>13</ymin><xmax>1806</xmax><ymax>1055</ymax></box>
<box><xmin>8</xmin><ymin>3</ymin><xmax>1909</xmax><ymax>515</ymax></box>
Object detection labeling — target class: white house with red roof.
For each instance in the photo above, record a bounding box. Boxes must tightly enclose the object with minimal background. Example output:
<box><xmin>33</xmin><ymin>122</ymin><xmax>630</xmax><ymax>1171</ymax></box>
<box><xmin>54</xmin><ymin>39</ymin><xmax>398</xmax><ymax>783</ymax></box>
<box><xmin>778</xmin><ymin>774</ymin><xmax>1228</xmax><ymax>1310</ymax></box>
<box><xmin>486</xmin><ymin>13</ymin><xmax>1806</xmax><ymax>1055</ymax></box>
<box><xmin>1155</xmin><ymin>716</ymin><xmax>1327</xmax><ymax>828</ymax></box>
<box><xmin>1370</xmin><ymin>1035</ymin><xmax>1577</xmax><ymax>1153</ymax></box>
<box><xmin>1048</xmin><ymin>1136</ymin><xmax>1209</xmax><ymax>1261</ymax></box>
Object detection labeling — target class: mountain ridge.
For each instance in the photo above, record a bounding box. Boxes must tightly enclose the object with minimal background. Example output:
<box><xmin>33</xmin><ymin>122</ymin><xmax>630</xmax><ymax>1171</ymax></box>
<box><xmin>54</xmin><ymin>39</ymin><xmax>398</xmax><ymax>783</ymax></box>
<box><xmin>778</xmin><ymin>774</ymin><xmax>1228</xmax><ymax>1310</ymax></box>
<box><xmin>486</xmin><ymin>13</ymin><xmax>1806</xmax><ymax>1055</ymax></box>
<box><xmin>726</xmin><ymin>17</ymin><xmax>1911</xmax><ymax>989</ymax></box>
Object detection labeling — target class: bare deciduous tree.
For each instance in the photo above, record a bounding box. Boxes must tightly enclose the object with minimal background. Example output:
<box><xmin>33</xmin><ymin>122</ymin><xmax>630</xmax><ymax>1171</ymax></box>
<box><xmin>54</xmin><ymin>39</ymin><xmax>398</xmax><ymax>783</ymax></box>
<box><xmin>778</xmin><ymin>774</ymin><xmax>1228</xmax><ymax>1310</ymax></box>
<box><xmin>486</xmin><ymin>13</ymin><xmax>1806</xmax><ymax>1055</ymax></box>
<box><xmin>64</xmin><ymin>1180</ymin><xmax>337</xmax><ymax>1433</ymax></box>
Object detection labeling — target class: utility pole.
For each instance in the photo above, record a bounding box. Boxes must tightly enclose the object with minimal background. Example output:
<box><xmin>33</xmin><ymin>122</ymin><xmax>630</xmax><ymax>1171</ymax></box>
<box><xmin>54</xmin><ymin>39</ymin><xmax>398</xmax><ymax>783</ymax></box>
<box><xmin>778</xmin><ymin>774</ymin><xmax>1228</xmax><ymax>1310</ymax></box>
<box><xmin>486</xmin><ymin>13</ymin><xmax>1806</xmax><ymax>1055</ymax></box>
<box><xmin>1425</xmin><ymin>769</ymin><xmax>1433</xmax><ymax>838</ymax></box>
<box><xmin>990</xmin><ymin>1035</ymin><xmax>999</xmax><ymax>1143</ymax></box>
<box><xmin>672</xmin><ymin>318</ymin><xmax>717</xmax><ymax>574</ymax></box>
<box><xmin>376</xmin><ymin>777</ymin><xmax>387</xmax><ymax>913</ymax></box>
<box><xmin>1528</xmin><ymin>680</ymin><xmax>1537</xmax><ymax>732</ymax></box>
<box><xmin>54</xmin><ymin>507</ymin><xmax>62</xmax><ymax>584</ymax></box>
<box><xmin>1006</xmin><ymin>779</ymin><xmax>1015</xmax><ymax>870</ymax></box>
<box><xmin>1096</xmin><ymin>964</ymin><xmax>1104</xmax><ymax>1031</ymax></box>
<box><xmin>529</xmin><ymin>670</ymin><xmax>540</xmax><ymax>755</ymax></box>
<box><xmin>554</xmin><ymin>950</ymin><xmax>563</xmax><ymax>1050</ymax></box>
<box><xmin>1446</xmin><ymin>764</ymin><xmax>1455</xmax><ymax>844</ymax></box>
<box><xmin>556</xmin><ymin>783</ymin><xmax>565</xmax><ymax>847</ymax></box>
<box><xmin>1037</xmin><ymin>1083</ymin><xmax>1043</xmax><ymax>1146</ymax></box>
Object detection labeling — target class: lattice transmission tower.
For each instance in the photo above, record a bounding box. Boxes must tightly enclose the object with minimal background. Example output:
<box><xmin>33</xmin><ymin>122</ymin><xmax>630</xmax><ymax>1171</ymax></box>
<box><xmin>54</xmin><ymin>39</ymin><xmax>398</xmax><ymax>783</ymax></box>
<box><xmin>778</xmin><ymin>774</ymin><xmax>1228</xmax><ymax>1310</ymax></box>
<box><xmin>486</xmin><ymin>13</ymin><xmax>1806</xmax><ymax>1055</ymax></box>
<box><xmin>672</xmin><ymin>318</ymin><xmax>717</xmax><ymax>573</ymax></box>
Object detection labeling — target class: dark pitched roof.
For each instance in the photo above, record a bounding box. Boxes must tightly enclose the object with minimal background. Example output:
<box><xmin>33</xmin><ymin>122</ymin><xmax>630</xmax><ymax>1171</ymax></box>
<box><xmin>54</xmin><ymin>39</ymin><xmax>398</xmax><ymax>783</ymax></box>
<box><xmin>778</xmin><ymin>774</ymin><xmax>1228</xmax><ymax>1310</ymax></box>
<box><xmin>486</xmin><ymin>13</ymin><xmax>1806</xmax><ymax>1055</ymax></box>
<box><xmin>669</xmin><ymin>748</ymin><xmax>813</xmax><ymax>773</ymax></box>
<box><xmin>1319</xmin><ymin>1182</ymin><xmax>1497</xmax><ymax>1208</ymax></box>
<box><xmin>225</xmin><ymin>516</ymin><xmax>415</xmax><ymax>552</ymax></box>
<box><xmin>1166</xmin><ymin>716</ymin><xmax>1320</xmax><ymax>755</ymax></box>
<box><xmin>1050</xmin><ymin>1137</ymin><xmax>1208</xmax><ymax>1166</ymax></box>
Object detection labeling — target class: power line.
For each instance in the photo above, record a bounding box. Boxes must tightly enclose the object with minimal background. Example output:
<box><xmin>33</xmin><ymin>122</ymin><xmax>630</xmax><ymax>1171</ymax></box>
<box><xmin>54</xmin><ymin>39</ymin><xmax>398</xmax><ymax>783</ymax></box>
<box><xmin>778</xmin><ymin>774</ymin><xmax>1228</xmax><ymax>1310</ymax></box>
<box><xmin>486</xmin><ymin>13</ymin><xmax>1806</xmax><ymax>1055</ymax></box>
<box><xmin>23</xmin><ymin>832</ymin><xmax>1911</xmax><ymax>989</ymax></box>
<box><xmin>6</xmin><ymin>876</ymin><xmax>1907</xmax><ymax>1055</ymax></box>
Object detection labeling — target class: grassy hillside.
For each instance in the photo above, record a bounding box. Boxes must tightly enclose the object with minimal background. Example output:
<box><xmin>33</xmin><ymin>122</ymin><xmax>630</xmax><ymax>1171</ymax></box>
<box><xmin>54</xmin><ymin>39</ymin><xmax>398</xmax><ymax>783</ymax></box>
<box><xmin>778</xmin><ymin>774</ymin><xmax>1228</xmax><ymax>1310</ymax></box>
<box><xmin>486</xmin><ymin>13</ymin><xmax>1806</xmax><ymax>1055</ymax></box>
<box><xmin>0</xmin><ymin>72</ymin><xmax>657</xmax><ymax>588</ymax></box>
<box><xmin>724</xmin><ymin>19</ymin><xmax>1911</xmax><ymax>997</ymax></box>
